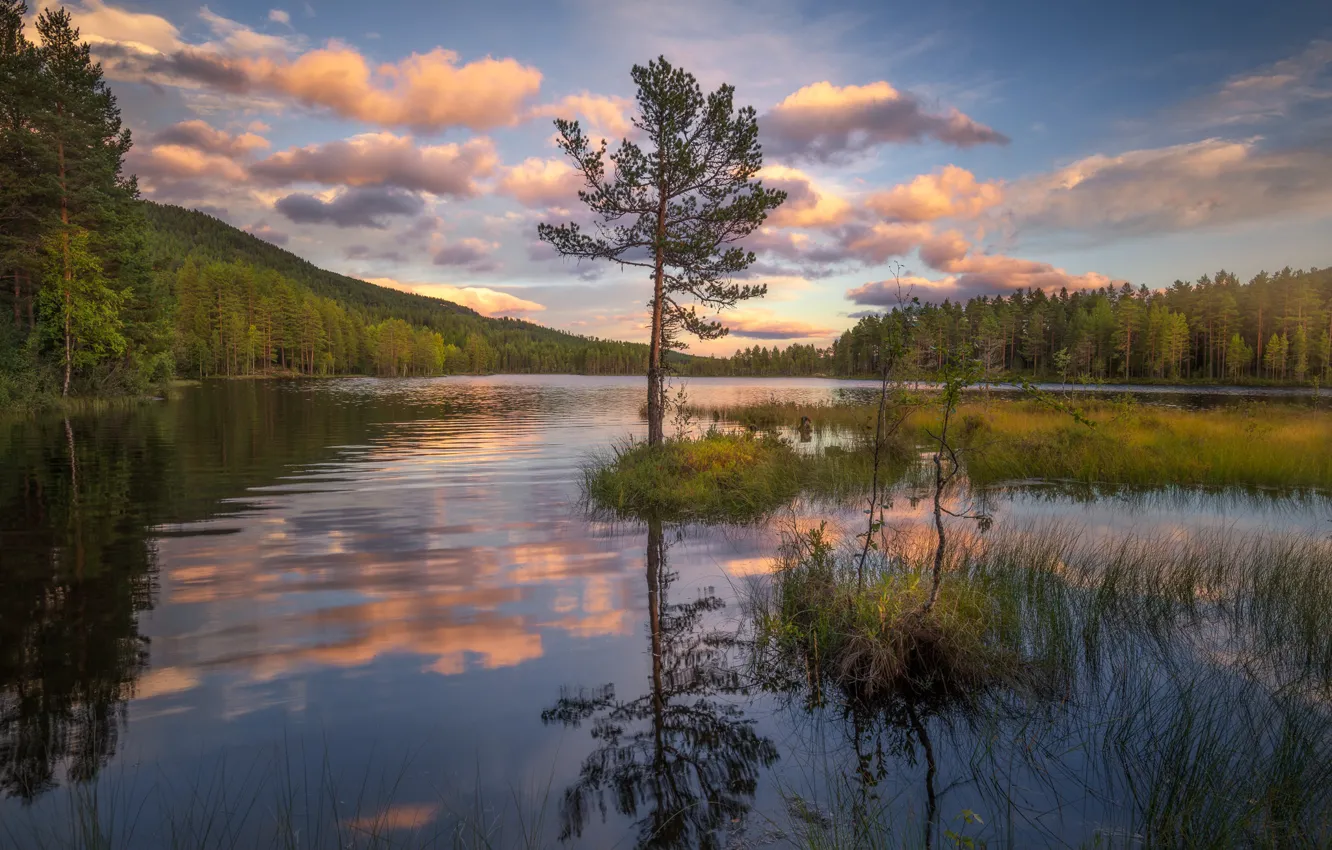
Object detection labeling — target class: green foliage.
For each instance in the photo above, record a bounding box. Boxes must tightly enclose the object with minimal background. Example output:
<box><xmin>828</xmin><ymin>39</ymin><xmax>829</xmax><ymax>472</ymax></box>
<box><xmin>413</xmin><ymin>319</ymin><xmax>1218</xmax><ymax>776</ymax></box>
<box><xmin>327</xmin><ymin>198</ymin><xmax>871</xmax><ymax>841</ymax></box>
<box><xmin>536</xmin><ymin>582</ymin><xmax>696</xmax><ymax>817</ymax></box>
<box><xmin>141</xmin><ymin>203</ymin><xmax>660</xmax><ymax>378</ymax></box>
<box><xmin>539</xmin><ymin>55</ymin><xmax>786</xmax><ymax>443</ymax></box>
<box><xmin>677</xmin><ymin>268</ymin><xmax>1332</xmax><ymax>384</ymax></box>
<box><xmin>538</xmin><ymin>56</ymin><xmax>785</xmax><ymax>349</ymax></box>
<box><xmin>755</xmin><ymin>524</ymin><xmax>1032</xmax><ymax>705</ymax></box>
<box><xmin>962</xmin><ymin>400</ymin><xmax>1332</xmax><ymax>490</ymax></box>
<box><xmin>584</xmin><ymin>431</ymin><xmax>803</xmax><ymax>523</ymax></box>
<box><xmin>37</xmin><ymin>226</ymin><xmax>127</xmax><ymax>371</ymax></box>
<box><xmin>0</xmin><ymin>3</ymin><xmax>165</xmax><ymax>399</ymax></box>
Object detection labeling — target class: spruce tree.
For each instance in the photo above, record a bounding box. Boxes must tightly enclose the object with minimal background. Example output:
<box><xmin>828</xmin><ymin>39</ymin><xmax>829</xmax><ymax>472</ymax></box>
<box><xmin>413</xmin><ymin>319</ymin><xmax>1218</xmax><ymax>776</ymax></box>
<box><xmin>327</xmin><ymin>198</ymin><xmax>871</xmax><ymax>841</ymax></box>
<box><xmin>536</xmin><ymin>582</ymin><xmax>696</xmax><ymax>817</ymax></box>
<box><xmin>0</xmin><ymin>0</ymin><xmax>50</xmax><ymax>332</ymax></box>
<box><xmin>34</xmin><ymin>7</ymin><xmax>138</xmax><ymax>394</ymax></box>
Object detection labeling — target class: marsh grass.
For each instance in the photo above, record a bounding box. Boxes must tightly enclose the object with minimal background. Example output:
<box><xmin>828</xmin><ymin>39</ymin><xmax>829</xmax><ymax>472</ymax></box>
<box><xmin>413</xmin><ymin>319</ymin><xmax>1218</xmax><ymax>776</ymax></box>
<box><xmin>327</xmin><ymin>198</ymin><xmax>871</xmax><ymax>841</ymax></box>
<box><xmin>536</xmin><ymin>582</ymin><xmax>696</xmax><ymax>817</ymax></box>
<box><xmin>961</xmin><ymin>399</ymin><xmax>1332</xmax><ymax>490</ymax></box>
<box><xmin>750</xmin><ymin>520</ymin><xmax>1332</xmax><ymax>847</ymax></box>
<box><xmin>693</xmin><ymin>397</ymin><xmax>1332</xmax><ymax>491</ymax></box>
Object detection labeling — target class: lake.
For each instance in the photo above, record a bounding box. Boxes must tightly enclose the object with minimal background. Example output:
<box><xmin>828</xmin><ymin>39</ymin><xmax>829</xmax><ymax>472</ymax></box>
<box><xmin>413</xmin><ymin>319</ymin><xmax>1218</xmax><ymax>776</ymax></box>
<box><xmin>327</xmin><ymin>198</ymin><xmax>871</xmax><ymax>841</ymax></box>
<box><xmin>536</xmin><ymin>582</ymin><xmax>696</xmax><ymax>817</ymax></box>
<box><xmin>3</xmin><ymin>376</ymin><xmax>1330</xmax><ymax>848</ymax></box>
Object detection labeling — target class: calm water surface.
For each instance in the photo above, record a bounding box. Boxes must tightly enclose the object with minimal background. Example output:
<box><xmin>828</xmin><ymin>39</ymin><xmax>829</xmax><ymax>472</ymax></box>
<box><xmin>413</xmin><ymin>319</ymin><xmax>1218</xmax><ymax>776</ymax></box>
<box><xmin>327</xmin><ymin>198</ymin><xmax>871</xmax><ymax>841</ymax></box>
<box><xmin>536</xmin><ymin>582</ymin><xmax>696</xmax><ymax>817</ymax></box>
<box><xmin>2</xmin><ymin>376</ymin><xmax>1329</xmax><ymax>848</ymax></box>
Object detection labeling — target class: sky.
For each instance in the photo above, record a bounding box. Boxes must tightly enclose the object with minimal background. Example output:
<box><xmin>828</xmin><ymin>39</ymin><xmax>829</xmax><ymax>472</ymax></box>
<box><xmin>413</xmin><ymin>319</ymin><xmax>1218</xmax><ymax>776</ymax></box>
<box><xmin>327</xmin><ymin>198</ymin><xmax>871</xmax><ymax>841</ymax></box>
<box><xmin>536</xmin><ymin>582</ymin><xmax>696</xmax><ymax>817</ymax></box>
<box><xmin>42</xmin><ymin>0</ymin><xmax>1332</xmax><ymax>354</ymax></box>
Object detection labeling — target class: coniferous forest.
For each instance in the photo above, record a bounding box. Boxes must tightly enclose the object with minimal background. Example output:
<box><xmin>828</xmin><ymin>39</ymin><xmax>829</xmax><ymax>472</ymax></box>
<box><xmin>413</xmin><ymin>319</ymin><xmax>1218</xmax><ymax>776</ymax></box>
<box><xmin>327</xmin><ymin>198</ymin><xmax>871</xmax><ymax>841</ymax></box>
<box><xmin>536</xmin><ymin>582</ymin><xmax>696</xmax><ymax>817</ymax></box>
<box><xmin>680</xmin><ymin>270</ymin><xmax>1332</xmax><ymax>382</ymax></box>
<box><xmin>3</xmin><ymin>1</ymin><xmax>1329</xmax><ymax>406</ymax></box>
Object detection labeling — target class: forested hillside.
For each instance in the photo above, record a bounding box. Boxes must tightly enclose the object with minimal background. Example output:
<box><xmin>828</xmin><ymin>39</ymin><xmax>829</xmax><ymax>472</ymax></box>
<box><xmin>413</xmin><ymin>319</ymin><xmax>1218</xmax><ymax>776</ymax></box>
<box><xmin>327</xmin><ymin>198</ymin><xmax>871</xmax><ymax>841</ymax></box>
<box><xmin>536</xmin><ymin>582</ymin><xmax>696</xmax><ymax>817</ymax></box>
<box><xmin>140</xmin><ymin>203</ymin><xmax>653</xmax><ymax>379</ymax></box>
<box><xmin>682</xmin><ymin>269</ymin><xmax>1332</xmax><ymax>383</ymax></box>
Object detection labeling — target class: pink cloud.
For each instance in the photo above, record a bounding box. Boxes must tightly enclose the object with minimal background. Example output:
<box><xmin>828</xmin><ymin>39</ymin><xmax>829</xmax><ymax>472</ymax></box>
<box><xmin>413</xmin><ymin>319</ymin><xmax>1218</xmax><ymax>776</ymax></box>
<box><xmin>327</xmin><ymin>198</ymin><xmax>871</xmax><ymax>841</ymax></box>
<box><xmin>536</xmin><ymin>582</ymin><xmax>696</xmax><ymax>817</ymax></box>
<box><xmin>911</xmin><ymin>229</ymin><xmax>1118</xmax><ymax>298</ymax></box>
<box><xmin>367</xmin><ymin>277</ymin><xmax>545</xmax><ymax>316</ymax></box>
<box><xmin>725</xmin><ymin>313</ymin><xmax>836</xmax><ymax>340</ymax></box>
<box><xmin>866</xmin><ymin>165</ymin><xmax>1002</xmax><ymax>222</ymax></box>
<box><xmin>762</xmin><ymin>81</ymin><xmax>1008</xmax><ymax>162</ymax></box>
<box><xmin>758</xmin><ymin>165</ymin><xmax>852</xmax><ymax>229</ymax></box>
<box><xmin>432</xmin><ymin>237</ymin><xmax>499</xmax><ymax>271</ymax></box>
<box><xmin>252</xmin><ymin>133</ymin><xmax>497</xmax><ymax>196</ymax></box>
<box><xmin>840</xmin><ymin>222</ymin><xmax>933</xmax><ymax>264</ymax></box>
<box><xmin>150</xmin><ymin>119</ymin><xmax>270</xmax><ymax>156</ymax></box>
<box><xmin>497</xmin><ymin>158</ymin><xmax>583</xmax><ymax>208</ymax></box>
<box><xmin>844</xmin><ymin>275</ymin><xmax>955</xmax><ymax>306</ymax></box>
<box><xmin>242</xmin><ymin>46</ymin><xmax>541</xmax><ymax>131</ymax></box>
<box><xmin>1009</xmin><ymin>137</ymin><xmax>1332</xmax><ymax>238</ymax></box>
<box><xmin>528</xmin><ymin>92</ymin><xmax>635</xmax><ymax>141</ymax></box>
<box><xmin>74</xmin><ymin>1</ymin><xmax>544</xmax><ymax>132</ymax></box>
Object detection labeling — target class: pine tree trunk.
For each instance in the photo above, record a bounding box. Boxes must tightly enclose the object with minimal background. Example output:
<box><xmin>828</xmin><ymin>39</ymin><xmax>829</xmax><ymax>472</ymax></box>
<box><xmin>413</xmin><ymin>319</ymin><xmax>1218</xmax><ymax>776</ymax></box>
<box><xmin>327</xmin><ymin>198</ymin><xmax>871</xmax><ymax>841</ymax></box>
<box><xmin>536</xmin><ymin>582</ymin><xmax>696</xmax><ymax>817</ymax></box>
<box><xmin>646</xmin><ymin>193</ymin><xmax>667</xmax><ymax>446</ymax></box>
<box><xmin>12</xmin><ymin>271</ymin><xmax>19</xmax><ymax>328</ymax></box>
<box><xmin>58</xmin><ymin>129</ymin><xmax>71</xmax><ymax>397</ymax></box>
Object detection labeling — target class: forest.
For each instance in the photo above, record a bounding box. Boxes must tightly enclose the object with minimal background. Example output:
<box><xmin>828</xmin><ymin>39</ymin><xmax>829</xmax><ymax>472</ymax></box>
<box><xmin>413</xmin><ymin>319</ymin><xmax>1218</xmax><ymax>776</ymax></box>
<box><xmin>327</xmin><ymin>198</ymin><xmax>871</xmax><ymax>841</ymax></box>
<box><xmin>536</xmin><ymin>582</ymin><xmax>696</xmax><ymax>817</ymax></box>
<box><xmin>680</xmin><ymin>269</ymin><xmax>1332</xmax><ymax>382</ymax></box>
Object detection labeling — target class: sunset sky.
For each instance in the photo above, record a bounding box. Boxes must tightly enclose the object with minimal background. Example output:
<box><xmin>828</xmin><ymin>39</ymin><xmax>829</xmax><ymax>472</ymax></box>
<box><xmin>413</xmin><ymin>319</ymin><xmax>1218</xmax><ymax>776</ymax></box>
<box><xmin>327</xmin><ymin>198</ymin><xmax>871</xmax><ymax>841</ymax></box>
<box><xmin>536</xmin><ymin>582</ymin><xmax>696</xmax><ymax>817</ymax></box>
<box><xmin>47</xmin><ymin>0</ymin><xmax>1332</xmax><ymax>354</ymax></box>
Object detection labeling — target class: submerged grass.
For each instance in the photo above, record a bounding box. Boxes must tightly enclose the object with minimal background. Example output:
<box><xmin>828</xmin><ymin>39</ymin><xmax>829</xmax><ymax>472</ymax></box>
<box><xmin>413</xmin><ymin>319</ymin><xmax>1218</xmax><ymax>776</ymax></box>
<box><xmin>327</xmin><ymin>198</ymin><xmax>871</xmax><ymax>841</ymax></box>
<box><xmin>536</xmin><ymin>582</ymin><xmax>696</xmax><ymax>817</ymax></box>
<box><xmin>750</xmin><ymin>520</ymin><xmax>1332</xmax><ymax>847</ymax></box>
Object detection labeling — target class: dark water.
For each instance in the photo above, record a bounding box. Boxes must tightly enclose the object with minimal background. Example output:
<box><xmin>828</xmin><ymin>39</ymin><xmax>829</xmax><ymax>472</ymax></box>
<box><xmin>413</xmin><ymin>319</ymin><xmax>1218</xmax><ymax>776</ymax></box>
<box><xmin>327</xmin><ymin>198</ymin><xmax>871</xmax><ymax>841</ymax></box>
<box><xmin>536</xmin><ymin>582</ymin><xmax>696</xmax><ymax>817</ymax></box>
<box><xmin>2</xmin><ymin>377</ymin><xmax>1330</xmax><ymax>848</ymax></box>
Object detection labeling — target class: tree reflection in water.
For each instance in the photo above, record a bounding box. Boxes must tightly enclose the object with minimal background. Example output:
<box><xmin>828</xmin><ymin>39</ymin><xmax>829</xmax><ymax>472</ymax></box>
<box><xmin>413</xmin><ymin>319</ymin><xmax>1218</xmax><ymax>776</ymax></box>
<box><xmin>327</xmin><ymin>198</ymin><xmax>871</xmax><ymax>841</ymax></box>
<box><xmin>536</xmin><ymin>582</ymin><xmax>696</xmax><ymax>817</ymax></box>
<box><xmin>0</xmin><ymin>417</ymin><xmax>159</xmax><ymax>801</ymax></box>
<box><xmin>542</xmin><ymin>520</ymin><xmax>779</xmax><ymax>849</ymax></box>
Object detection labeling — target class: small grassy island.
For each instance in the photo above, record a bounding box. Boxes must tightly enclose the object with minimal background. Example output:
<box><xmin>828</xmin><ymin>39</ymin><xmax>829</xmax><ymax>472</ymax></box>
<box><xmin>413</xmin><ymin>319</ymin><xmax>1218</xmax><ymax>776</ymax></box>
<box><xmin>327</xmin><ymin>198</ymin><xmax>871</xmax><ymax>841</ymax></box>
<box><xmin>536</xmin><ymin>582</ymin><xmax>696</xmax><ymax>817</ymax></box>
<box><xmin>585</xmin><ymin>431</ymin><xmax>804</xmax><ymax>523</ymax></box>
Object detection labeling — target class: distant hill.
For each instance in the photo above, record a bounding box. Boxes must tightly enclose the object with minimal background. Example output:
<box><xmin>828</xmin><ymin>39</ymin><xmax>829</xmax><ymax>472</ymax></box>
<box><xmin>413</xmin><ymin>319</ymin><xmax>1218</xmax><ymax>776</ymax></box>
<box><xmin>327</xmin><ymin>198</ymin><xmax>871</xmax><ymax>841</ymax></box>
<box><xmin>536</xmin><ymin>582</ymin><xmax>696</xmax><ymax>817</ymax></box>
<box><xmin>140</xmin><ymin>202</ymin><xmax>673</xmax><ymax>375</ymax></box>
<box><xmin>142</xmin><ymin>202</ymin><xmax>600</xmax><ymax>344</ymax></box>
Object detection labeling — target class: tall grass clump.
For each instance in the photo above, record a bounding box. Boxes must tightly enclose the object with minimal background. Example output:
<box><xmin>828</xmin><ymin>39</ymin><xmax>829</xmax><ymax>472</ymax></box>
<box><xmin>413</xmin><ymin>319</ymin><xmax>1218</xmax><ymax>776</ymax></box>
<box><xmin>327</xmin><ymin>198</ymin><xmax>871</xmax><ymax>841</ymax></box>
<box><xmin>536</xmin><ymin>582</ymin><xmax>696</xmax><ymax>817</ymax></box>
<box><xmin>752</xmin><ymin>524</ymin><xmax>1069</xmax><ymax>706</ymax></box>
<box><xmin>750</xmin><ymin>522</ymin><xmax>1332</xmax><ymax>847</ymax></box>
<box><xmin>584</xmin><ymin>430</ymin><xmax>805</xmax><ymax>523</ymax></box>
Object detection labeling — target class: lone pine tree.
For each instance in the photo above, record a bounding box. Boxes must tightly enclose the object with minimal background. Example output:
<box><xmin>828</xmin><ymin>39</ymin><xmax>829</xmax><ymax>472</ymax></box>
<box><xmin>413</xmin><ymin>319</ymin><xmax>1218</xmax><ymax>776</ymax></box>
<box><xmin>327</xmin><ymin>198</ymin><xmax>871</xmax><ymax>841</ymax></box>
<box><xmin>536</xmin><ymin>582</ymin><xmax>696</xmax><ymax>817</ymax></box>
<box><xmin>538</xmin><ymin>56</ymin><xmax>785</xmax><ymax>445</ymax></box>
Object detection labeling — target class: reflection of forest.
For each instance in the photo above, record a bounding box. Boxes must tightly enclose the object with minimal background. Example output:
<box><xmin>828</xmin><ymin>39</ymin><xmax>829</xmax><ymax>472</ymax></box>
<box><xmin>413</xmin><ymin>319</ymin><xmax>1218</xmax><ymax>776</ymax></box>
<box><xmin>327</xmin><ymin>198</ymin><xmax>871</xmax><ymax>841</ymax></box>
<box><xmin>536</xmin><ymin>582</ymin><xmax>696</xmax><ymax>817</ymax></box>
<box><xmin>542</xmin><ymin>520</ymin><xmax>779</xmax><ymax>849</ymax></box>
<box><xmin>0</xmin><ymin>384</ymin><xmax>415</xmax><ymax>800</ymax></box>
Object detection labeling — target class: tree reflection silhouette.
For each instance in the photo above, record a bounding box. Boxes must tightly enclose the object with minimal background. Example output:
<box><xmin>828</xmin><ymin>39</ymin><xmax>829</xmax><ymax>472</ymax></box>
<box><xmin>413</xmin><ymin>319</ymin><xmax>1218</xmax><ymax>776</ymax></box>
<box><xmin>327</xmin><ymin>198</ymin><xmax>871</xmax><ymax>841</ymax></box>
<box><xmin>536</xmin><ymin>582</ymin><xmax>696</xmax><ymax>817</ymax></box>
<box><xmin>0</xmin><ymin>416</ymin><xmax>158</xmax><ymax>800</ymax></box>
<box><xmin>542</xmin><ymin>520</ymin><xmax>779</xmax><ymax>849</ymax></box>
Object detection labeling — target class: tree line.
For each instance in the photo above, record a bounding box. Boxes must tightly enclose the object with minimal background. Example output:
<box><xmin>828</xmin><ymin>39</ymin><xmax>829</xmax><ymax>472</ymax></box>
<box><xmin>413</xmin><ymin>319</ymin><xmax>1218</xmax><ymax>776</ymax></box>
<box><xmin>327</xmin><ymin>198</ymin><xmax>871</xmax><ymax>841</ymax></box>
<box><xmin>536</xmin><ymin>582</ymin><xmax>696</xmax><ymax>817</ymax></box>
<box><xmin>680</xmin><ymin>268</ymin><xmax>1332</xmax><ymax>383</ymax></box>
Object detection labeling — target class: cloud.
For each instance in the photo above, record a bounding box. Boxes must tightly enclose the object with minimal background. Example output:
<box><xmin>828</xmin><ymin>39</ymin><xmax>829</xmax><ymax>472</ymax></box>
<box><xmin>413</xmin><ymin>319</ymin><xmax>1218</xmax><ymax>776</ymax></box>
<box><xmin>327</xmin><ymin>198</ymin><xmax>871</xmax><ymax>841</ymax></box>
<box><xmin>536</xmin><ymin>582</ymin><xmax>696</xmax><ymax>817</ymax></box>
<box><xmin>70</xmin><ymin>2</ymin><xmax>543</xmax><ymax>131</ymax></box>
<box><xmin>844</xmin><ymin>275</ymin><xmax>957</xmax><ymax>306</ymax></box>
<box><xmin>866</xmin><ymin>165</ymin><xmax>1003</xmax><ymax>222</ymax></box>
<box><xmin>432</xmin><ymin>238</ymin><xmax>499</xmax><ymax>271</ymax></box>
<box><xmin>268</xmin><ymin>9</ymin><xmax>290</xmax><ymax>25</ymax></box>
<box><xmin>838</xmin><ymin>222</ymin><xmax>933</xmax><ymax>264</ymax></box>
<box><xmin>1009</xmin><ymin>137</ymin><xmax>1332</xmax><ymax>239</ymax></box>
<box><xmin>198</xmin><ymin>5</ymin><xmax>295</xmax><ymax>56</ymax></box>
<box><xmin>61</xmin><ymin>0</ymin><xmax>182</xmax><ymax>55</ymax></box>
<box><xmin>912</xmin><ymin>229</ymin><xmax>1117</xmax><ymax>299</ymax></box>
<box><xmin>129</xmin><ymin>144</ymin><xmax>250</xmax><ymax>186</ymax></box>
<box><xmin>345</xmin><ymin>244</ymin><xmax>404</xmax><ymax>262</ymax></box>
<box><xmin>252</xmin><ymin>133</ymin><xmax>497</xmax><ymax>196</ymax></box>
<box><xmin>497</xmin><ymin>157</ymin><xmax>583</xmax><ymax>208</ymax></box>
<box><xmin>240</xmin><ymin>46</ymin><xmax>543</xmax><ymax>131</ymax></box>
<box><xmin>243</xmin><ymin>221</ymin><xmax>289</xmax><ymax>245</ymax></box>
<box><xmin>150</xmin><ymin>119</ymin><xmax>269</xmax><ymax>156</ymax></box>
<box><xmin>724</xmin><ymin>312</ymin><xmax>836</xmax><ymax>340</ymax></box>
<box><xmin>762</xmin><ymin>81</ymin><xmax>1009</xmax><ymax>162</ymax></box>
<box><xmin>758</xmin><ymin>165</ymin><xmax>852</xmax><ymax>229</ymax></box>
<box><xmin>529</xmin><ymin>92</ymin><xmax>635</xmax><ymax>141</ymax></box>
<box><xmin>367</xmin><ymin>277</ymin><xmax>545</xmax><ymax>316</ymax></box>
<box><xmin>1179</xmin><ymin>40</ymin><xmax>1331</xmax><ymax>129</ymax></box>
<box><xmin>274</xmin><ymin>187</ymin><xmax>424</xmax><ymax>228</ymax></box>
